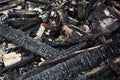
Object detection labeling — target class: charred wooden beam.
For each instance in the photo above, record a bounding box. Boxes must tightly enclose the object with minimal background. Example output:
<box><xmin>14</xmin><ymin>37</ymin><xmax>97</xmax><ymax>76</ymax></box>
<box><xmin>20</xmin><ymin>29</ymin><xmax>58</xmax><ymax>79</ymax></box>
<box><xmin>0</xmin><ymin>23</ymin><xmax>60</xmax><ymax>60</ymax></box>
<box><xmin>69</xmin><ymin>65</ymin><xmax>119</xmax><ymax>80</ymax></box>
<box><xmin>19</xmin><ymin>18</ymin><xmax>43</xmax><ymax>31</ymax></box>
<box><xmin>45</xmin><ymin>31</ymin><xmax>110</xmax><ymax>47</ymax></box>
<box><xmin>0</xmin><ymin>36</ymin><xmax>5</xmax><ymax>44</ymax></box>
<box><xmin>108</xmin><ymin>6</ymin><xmax>120</xmax><ymax>20</ymax></box>
<box><xmin>85</xmin><ymin>0</ymin><xmax>99</xmax><ymax>18</ymax></box>
<box><xmin>0</xmin><ymin>4</ymin><xmax>17</xmax><ymax>11</ymax></box>
<box><xmin>61</xmin><ymin>42</ymin><xmax>86</xmax><ymax>53</ymax></box>
<box><xmin>0</xmin><ymin>0</ymin><xmax>24</xmax><ymax>11</ymax></box>
<box><xmin>0</xmin><ymin>0</ymin><xmax>10</xmax><ymax>5</ymax></box>
<box><xmin>20</xmin><ymin>38</ymin><xmax>120</xmax><ymax>80</ymax></box>
<box><xmin>0</xmin><ymin>23</ymin><xmax>88</xmax><ymax>60</ymax></box>
<box><xmin>5</xmin><ymin>18</ymin><xmax>43</xmax><ymax>30</ymax></box>
<box><xmin>8</xmin><ymin>11</ymin><xmax>39</xmax><ymax>18</ymax></box>
<box><xmin>106</xmin><ymin>0</ymin><xmax>120</xmax><ymax>9</ymax></box>
<box><xmin>17</xmin><ymin>42</ymin><xmax>86</xmax><ymax>79</ymax></box>
<box><xmin>25</xmin><ymin>0</ymin><xmax>50</xmax><ymax>5</ymax></box>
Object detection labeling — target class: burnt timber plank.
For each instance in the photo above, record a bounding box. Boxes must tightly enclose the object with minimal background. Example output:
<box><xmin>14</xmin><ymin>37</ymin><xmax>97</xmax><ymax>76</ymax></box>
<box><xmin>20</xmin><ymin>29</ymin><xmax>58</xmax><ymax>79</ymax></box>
<box><xmin>0</xmin><ymin>24</ymin><xmax>60</xmax><ymax>60</ymax></box>
<box><xmin>24</xmin><ymin>39</ymin><xmax>120</xmax><ymax>80</ymax></box>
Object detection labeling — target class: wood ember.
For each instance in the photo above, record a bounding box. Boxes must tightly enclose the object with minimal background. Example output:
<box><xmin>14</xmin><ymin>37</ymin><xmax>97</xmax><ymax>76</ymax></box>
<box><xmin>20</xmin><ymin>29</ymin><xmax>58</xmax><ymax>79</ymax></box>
<box><xmin>0</xmin><ymin>0</ymin><xmax>119</xmax><ymax>80</ymax></box>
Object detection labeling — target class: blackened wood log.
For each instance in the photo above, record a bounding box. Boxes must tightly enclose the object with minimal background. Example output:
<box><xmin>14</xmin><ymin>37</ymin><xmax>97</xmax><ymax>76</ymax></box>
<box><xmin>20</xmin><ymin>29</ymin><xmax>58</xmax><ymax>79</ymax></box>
<box><xmin>8</xmin><ymin>11</ymin><xmax>39</xmax><ymax>18</ymax></box>
<box><xmin>86</xmin><ymin>65</ymin><xmax>120</xmax><ymax>80</ymax></box>
<box><xmin>5</xmin><ymin>18</ymin><xmax>43</xmax><ymax>31</ymax></box>
<box><xmin>5</xmin><ymin>19</ymin><xmax>31</xmax><ymax>29</ymax></box>
<box><xmin>22</xmin><ymin>39</ymin><xmax>120</xmax><ymax>80</ymax></box>
<box><xmin>108</xmin><ymin>6</ymin><xmax>120</xmax><ymax>20</ymax></box>
<box><xmin>17</xmin><ymin>42</ymin><xmax>86</xmax><ymax>79</ymax></box>
<box><xmin>85</xmin><ymin>0</ymin><xmax>99</xmax><ymax>18</ymax></box>
<box><xmin>0</xmin><ymin>0</ymin><xmax>9</xmax><ymax>5</ymax></box>
<box><xmin>19</xmin><ymin>18</ymin><xmax>43</xmax><ymax>31</ymax></box>
<box><xmin>5</xmin><ymin>18</ymin><xmax>43</xmax><ymax>29</ymax></box>
<box><xmin>0</xmin><ymin>23</ymin><xmax>88</xmax><ymax>60</ymax></box>
<box><xmin>0</xmin><ymin>23</ymin><xmax>60</xmax><ymax>60</ymax></box>
<box><xmin>0</xmin><ymin>55</ymin><xmax>35</xmax><ymax>74</ymax></box>
<box><xmin>0</xmin><ymin>36</ymin><xmax>5</xmax><ymax>44</ymax></box>
<box><xmin>25</xmin><ymin>0</ymin><xmax>50</xmax><ymax>5</ymax></box>
<box><xmin>61</xmin><ymin>42</ymin><xmax>86</xmax><ymax>53</ymax></box>
<box><xmin>0</xmin><ymin>4</ymin><xmax>17</xmax><ymax>11</ymax></box>
<box><xmin>45</xmin><ymin>31</ymin><xmax>110</xmax><ymax>47</ymax></box>
<box><xmin>106</xmin><ymin>0</ymin><xmax>120</xmax><ymax>9</ymax></box>
<box><xmin>44</xmin><ymin>35</ymin><xmax>90</xmax><ymax>47</ymax></box>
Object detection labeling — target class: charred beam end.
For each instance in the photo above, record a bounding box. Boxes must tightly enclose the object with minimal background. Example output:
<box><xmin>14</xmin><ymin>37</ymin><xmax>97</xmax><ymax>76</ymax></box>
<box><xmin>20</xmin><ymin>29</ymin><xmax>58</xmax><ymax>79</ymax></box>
<box><xmin>0</xmin><ymin>24</ymin><xmax>60</xmax><ymax>60</ymax></box>
<box><xmin>23</xmin><ymin>39</ymin><xmax>120</xmax><ymax>80</ymax></box>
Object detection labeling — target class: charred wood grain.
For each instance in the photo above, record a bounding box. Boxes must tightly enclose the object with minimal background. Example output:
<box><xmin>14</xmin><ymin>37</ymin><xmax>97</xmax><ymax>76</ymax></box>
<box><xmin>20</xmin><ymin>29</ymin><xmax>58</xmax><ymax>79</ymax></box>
<box><xmin>0</xmin><ymin>4</ymin><xmax>17</xmax><ymax>11</ymax></box>
<box><xmin>85</xmin><ymin>0</ymin><xmax>99</xmax><ymax>18</ymax></box>
<box><xmin>22</xmin><ymin>39</ymin><xmax>120</xmax><ymax>80</ymax></box>
<box><xmin>61</xmin><ymin>42</ymin><xmax>86</xmax><ymax>54</ymax></box>
<box><xmin>25</xmin><ymin>0</ymin><xmax>50</xmax><ymax>5</ymax></box>
<box><xmin>45</xmin><ymin>31</ymin><xmax>110</xmax><ymax>47</ymax></box>
<box><xmin>19</xmin><ymin>18</ymin><xmax>43</xmax><ymax>31</ymax></box>
<box><xmin>108</xmin><ymin>6</ymin><xmax>120</xmax><ymax>20</ymax></box>
<box><xmin>8</xmin><ymin>11</ymin><xmax>39</xmax><ymax>18</ymax></box>
<box><xmin>0</xmin><ymin>0</ymin><xmax>9</xmax><ymax>5</ymax></box>
<box><xmin>106</xmin><ymin>0</ymin><xmax>120</xmax><ymax>9</ymax></box>
<box><xmin>5</xmin><ymin>18</ymin><xmax>43</xmax><ymax>30</ymax></box>
<box><xmin>0</xmin><ymin>23</ymin><xmax>89</xmax><ymax>60</ymax></box>
<box><xmin>44</xmin><ymin>35</ymin><xmax>91</xmax><ymax>47</ymax></box>
<box><xmin>86</xmin><ymin>66</ymin><xmax>120</xmax><ymax>80</ymax></box>
<box><xmin>0</xmin><ymin>0</ymin><xmax>24</xmax><ymax>11</ymax></box>
<box><xmin>0</xmin><ymin>23</ymin><xmax>60</xmax><ymax>60</ymax></box>
<box><xmin>17</xmin><ymin>42</ymin><xmax>86</xmax><ymax>79</ymax></box>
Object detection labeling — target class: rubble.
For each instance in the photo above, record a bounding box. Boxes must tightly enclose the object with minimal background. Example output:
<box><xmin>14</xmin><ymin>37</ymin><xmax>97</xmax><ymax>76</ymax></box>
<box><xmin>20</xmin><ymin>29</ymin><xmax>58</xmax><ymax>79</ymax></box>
<box><xmin>0</xmin><ymin>0</ymin><xmax>119</xmax><ymax>80</ymax></box>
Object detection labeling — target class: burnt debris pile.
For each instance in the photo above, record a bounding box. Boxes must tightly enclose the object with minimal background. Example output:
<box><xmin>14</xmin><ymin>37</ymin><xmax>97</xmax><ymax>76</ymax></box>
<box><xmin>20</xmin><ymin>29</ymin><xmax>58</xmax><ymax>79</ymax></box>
<box><xmin>0</xmin><ymin>0</ymin><xmax>120</xmax><ymax>80</ymax></box>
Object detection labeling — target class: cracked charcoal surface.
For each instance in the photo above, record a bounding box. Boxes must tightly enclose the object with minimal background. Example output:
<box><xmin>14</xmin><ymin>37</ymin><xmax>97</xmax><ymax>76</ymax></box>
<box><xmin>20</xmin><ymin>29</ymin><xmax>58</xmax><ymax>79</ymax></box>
<box><xmin>0</xmin><ymin>24</ymin><xmax>60</xmax><ymax>60</ymax></box>
<box><xmin>24</xmin><ymin>39</ymin><xmax>120</xmax><ymax>80</ymax></box>
<box><xmin>0</xmin><ymin>0</ymin><xmax>120</xmax><ymax>79</ymax></box>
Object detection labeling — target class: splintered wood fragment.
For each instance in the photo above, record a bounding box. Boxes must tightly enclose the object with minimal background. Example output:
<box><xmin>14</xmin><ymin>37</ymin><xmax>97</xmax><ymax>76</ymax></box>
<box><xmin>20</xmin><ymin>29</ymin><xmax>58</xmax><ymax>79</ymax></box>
<box><xmin>2</xmin><ymin>52</ymin><xmax>21</xmax><ymax>67</ymax></box>
<box><xmin>34</xmin><ymin>9</ymin><xmax>51</xmax><ymax>39</ymax></box>
<box><xmin>22</xmin><ymin>38</ymin><xmax>120</xmax><ymax>80</ymax></box>
<box><xmin>0</xmin><ymin>24</ymin><xmax>60</xmax><ymax>60</ymax></box>
<box><xmin>0</xmin><ymin>55</ymin><xmax>35</xmax><ymax>74</ymax></box>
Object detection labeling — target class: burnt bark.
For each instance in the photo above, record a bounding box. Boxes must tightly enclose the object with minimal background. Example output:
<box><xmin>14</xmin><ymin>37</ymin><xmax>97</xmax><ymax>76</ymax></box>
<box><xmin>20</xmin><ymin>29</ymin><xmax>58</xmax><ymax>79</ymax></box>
<box><xmin>44</xmin><ymin>31</ymin><xmax>110</xmax><ymax>47</ymax></box>
<box><xmin>17</xmin><ymin>42</ymin><xmax>86</xmax><ymax>79</ymax></box>
<box><xmin>0</xmin><ymin>0</ymin><xmax>9</xmax><ymax>5</ymax></box>
<box><xmin>0</xmin><ymin>24</ymin><xmax>60</xmax><ymax>60</ymax></box>
<box><xmin>8</xmin><ymin>11</ymin><xmax>39</xmax><ymax>18</ymax></box>
<box><xmin>0</xmin><ymin>4</ymin><xmax>17</xmax><ymax>11</ymax></box>
<box><xmin>22</xmin><ymin>38</ymin><xmax>120</xmax><ymax>80</ymax></box>
<box><xmin>5</xmin><ymin>18</ymin><xmax>43</xmax><ymax>30</ymax></box>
